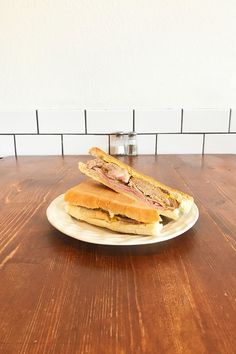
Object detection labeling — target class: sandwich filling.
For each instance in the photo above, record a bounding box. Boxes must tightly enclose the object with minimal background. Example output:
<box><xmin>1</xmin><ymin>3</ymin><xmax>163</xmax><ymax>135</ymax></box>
<box><xmin>68</xmin><ymin>205</ymin><xmax>148</xmax><ymax>225</ymax></box>
<box><xmin>86</xmin><ymin>158</ymin><xmax>179</xmax><ymax>211</ymax></box>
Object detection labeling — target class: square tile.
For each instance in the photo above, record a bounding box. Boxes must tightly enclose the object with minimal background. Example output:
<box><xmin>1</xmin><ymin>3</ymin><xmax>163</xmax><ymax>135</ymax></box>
<box><xmin>137</xmin><ymin>135</ymin><xmax>156</xmax><ymax>154</ymax></box>
<box><xmin>38</xmin><ymin>110</ymin><xmax>85</xmax><ymax>133</ymax></box>
<box><xmin>16</xmin><ymin>135</ymin><xmax>61</xmax><ymax>155</ymax></box>
<box><xmin>135</xmin><ymin>110</ymin><xmax>181</xmax><ymax>133</ymax></box>
<box><xmin>87</xmin><ymin>110</ymin><xmax>132</xmax><ymax>133</ymax></box>
<box><xmin>63</xmin><ymin>135</ymin><xmax>109</xmax><ymax>155</ymax></box>
<box><xmin>0</xmin><ymin>135</ymin><xmax>15</xmax><ymax>157</ymax></box>
<box><xmin>158</xmin><ymin>134</ymin><xmax>203</xmax><ymax>154</ymax></box>
<box><xmin>204</xmin><ymin>134</ymin><xmax>236</xmax><ymax>153</ymax></box>
<box><xmin>0</xmin><ymin>111</ymin><xmax>37</xmax><ymax>133</ymax></box>
<box><xmin>183</xmin><ymin>110</ymin><xmax>229</xmax><ymax>133</ymax></box>
<box><xmin>230</xmin><ymin>109</ymin><xmax>236</xmax><ymax>132</ymax></box>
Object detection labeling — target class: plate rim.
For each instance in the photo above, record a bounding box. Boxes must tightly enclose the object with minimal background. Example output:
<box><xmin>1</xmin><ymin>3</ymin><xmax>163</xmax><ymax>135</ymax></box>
<box><xmin>46</xmin><ymin>194</ymin><xmax>199</xmax><ymax>246</ymax></box>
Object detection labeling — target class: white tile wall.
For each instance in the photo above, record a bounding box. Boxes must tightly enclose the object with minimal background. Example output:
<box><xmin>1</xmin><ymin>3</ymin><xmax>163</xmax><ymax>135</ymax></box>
<box><xmin>16</xmin><ymin>135</ymin><xmax>61</xmax><ymax>155</ymax></box>
<box><xmin>204</xmin><ymin>134</ymin><xmax>236</xmax><ymax>154</ymax></box>
<box><xmin>63</xmin><ymin>135</ymin><xmax>109</xmax><ymax>155</ymax></box>
<box><xmin>0</xmin><ymin>135</ymin><xmax>15</xmax><ymax>157</ymax></box>
<box><xmin>137</xmin><ymin>135</ymin><xmax>156</xmax><ymax>154</ymax></box>
<box><xmin>38</xmin><ymin>110</ymin><xmax>85</xmax><ymax>133</ymax></box>
<box><xmin>135</xmin><ymin>110</ymin><xmax>181</xmax><ymax>133</ymax></box>
<box><xmin>183</xmin><ymin>110</ymin><xmax>229</xmax><ymax>133</ymax></box>
<box><xmin>0</xmin><ymin>111</ymin><xmax>37</xmax><ymax>133</ymax></box>
<box><xmin>0</xmin><ymin>109</ymin><xmax>235</xmax><ymax>156</ymax></box>
<box><xmin>86</xmin><ymin>110</ymin><xmax>133</xmax><ymax>134</ymax></box>
<box><xmin>230</xmin><ymin>109</ymin><xmax>236</xmax><ymax>132</ymax></box>
<box><xmin>158</xmin><ymin>134</ymin><xmax>203</xmax><ymax>154</ymax></box>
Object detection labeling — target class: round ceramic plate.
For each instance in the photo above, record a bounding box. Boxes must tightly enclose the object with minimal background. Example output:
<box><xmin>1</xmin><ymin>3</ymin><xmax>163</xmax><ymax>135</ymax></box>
<box><xmin>46</xmin><ymin>194</ymin><xmax>199</xmax><ymax>246</ymax></box>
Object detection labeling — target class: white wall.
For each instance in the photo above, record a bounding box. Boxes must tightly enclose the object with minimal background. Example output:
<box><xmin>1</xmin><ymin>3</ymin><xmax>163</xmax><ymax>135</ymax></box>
<box><xmin>0</xmin><ymin>0</ymin><xmax>236</xmax><ymax>109</ymax></box>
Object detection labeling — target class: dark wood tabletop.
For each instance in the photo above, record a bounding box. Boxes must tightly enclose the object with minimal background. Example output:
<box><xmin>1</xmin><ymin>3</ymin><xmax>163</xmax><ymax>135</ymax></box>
<box><xmin>0</xmin><ymin>155</ymin><xmax>236</xmax><ymax>354</ymax></box>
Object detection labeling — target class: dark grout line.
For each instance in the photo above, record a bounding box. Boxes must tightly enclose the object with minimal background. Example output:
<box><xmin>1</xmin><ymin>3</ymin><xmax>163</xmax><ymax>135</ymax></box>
<box><xmin>137</xmin><ymin>131</ymin><xmax>235</xmax><ymax>135</ymax></box>
<box><xmin>202</xmin><ymin>134</ymin><xmax>205</xmax><ymax>155</ymax></box>
<box><xmin>228</xmin><ymin>108</ymin><xmax>232</xmax><ymax>133</ymax></box>
<box><xmin>61</xmin><ymin>134</ymin><xmax>64</xmax><ymax>156</ymax></box>
<box><xmin>0</xmin><ymin>133</ymin><xmax>110</xmax><ymax>136</ymax></box>
<box><xmin>84</xmin><ymin>110</ymin><xmax>87</xmax><ymax>134</ymax></box>
<box><xmin>36</xmin><ymin>110</ymin><xmax>39</xmax><ymax>134</ymax></box>
<box><xmin>0</xmin><ymin>131</ymin><xmax>235</xmax><ymax>137</ymax></box>
<box><xmin>13</xmin><ymin>134</ymin><xmax>17</xmax><ymax>158</ymax></box>
<box><xmin>155</xmin><ymin>134</ymin><xmax>158</xmax><ymax>155</ymax></box>
<box><xmin>108</xmin><ymin>135</ymin><xmax>111</xmax><ymax>154</ymax></box>
<box><xmin>133</xmin><ymin>110</ymin><xmax>135</xmax><ymax>131</ymax></box>
<box><xmin>181</xmin><ymin>108</ymin><xmax>183</xmax><ymax>133</ymax></box>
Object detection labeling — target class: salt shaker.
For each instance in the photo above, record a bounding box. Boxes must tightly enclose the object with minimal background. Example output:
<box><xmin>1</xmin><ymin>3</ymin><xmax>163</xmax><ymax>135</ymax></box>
<box><xmin>111</xmin><ymin>132</ymin><xmax>125</xmax><ymax>155</ymax></box>
<box><xmin>126</xmin><ymin>132</ymin><xmax>138</xmax><ymax>156</ymax></box>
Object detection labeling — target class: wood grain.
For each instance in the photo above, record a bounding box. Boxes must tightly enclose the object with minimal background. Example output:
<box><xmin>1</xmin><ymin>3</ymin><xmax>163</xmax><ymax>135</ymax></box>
<box><xmin>0</xmin><ymin>155</ymin><xmax>236</xmax><ymax>354</ymax></box>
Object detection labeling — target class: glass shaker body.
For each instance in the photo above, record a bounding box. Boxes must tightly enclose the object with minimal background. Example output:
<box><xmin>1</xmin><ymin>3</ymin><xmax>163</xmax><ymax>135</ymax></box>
<box><xmin>126</xmin><ymin>132</ymin><xmax>138</xmax><ymax>156</ymax></box>
<box><xmin>112</xmin><ymin>132</ymin><xmax>125</xmax><ymax>155</ymax></box>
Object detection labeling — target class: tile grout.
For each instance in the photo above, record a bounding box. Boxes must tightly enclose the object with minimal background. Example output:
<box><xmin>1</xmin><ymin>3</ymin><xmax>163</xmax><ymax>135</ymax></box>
<box><xmin>228</xmin><ymin>108</ymin><xmax>232</xmax><ymax>133</ymax></box>
<box><xmin>61</xmin><ymin>134</ymin><xmax>64</xmax><ymax>156</ymax></box>
<box><xmin>84</xmin><ymin>109</ymin><xmax>87</xmax><ymax>134</ymax></box>
<box><xmin>108</xmin><ymin>135</ymin><xmax>111</xmax><ymax>154</ymax></box>
<box><xmin>36</xmin><ymin>110</ymin><xmax>39</xmax><ymax>134</ymax></box>
<box><xmin>13</xmin><ymin>134</ymin><xmax>17</xmax><ymax>158</ymax></box>
<box><xmin>155</xmin><ymin>134</ymin><xmax>158</xmax><ymax>155</ymax></box>
<box><xmin>181</xmin><ymin>108</ymin><xmax>183</xmax><ymax>133</ymax></box>
<box><xmin>133</xmin><ymin>109</ymin><xmax>135</xmax><ymax>131</ymax></box>
<box><xmin>1</xmin><ymin>132</ymin><xmax>235</xmax><ymax>136</ymax></box>
<box><xmin>202</xmin><ymin>133</ymin><xmax>205</xmax><ymax>155</ymax></box>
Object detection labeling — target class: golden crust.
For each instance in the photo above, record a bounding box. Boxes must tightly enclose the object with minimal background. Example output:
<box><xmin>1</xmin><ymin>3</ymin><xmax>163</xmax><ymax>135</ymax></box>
<box><xmin>64</xmin><ymin>179</ymin><xmax>161</xmax><ymax>224</ymax></box>
<box><xmin>89</xmin><ymin>147</ymin><xmax>193</xmax><ymax>203</ymax></box>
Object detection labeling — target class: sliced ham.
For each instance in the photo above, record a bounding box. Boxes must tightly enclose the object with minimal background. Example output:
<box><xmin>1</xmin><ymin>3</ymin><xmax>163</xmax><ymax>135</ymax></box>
<box><xmin>86</xmin><ymin>158</ymin><xmax>179</xmax><ymax>211</ymax></box>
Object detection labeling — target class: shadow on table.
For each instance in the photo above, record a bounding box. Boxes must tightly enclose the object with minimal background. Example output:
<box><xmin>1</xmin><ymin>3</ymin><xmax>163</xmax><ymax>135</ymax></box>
<box><xmin>49</xmin><ymin>226</ymin><xmax>197</xmax><ymax>264</ymax></box>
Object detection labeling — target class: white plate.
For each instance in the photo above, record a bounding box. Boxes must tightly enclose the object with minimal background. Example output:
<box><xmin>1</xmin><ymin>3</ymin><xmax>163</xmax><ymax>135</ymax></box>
<box><xmin>46</xmin><ymin>194</ymin><xmax>199</xmax><ymax>246</ymax></box>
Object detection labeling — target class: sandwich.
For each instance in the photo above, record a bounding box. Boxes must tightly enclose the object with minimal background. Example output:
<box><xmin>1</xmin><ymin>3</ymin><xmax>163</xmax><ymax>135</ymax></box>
<box><xmin>64</xmin><ymin>180</ymin><xmax>163</xmax><ymax>236</ymax></box>
<box><xmin>78</xmin><ymin>147</ymin><xmax>194</xmax><ymax>220</ymax></box>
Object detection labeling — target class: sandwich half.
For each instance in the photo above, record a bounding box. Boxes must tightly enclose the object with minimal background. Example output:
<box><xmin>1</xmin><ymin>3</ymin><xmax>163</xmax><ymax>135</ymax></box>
<box><xmin>78</xmin><ymin>147</ymin><xmax>194</xmax><ymax>220</ymax></box>
<box><xmin>64</xmin><ymin>180</ymin><xmax>163</xmax><ymax>236</ymax></box>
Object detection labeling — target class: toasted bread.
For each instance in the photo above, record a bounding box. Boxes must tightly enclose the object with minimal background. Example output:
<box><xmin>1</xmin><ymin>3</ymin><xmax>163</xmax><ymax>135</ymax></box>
<box><xmin>64</xmin><ymin>180</ymin><xmax>161</xmax><ymax>224</ymax></box>
<box><xmin>78</xmin><ymin>147</ymin><xmax>194</xmax><ymax>220</ymax></box>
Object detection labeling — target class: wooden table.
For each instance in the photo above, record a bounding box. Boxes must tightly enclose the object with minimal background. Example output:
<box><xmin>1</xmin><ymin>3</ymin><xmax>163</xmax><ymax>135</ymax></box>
<box><xmin>0</xmin><ymin>155</ymin><xmax>236</xmax><ymax>354</ymax></box>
